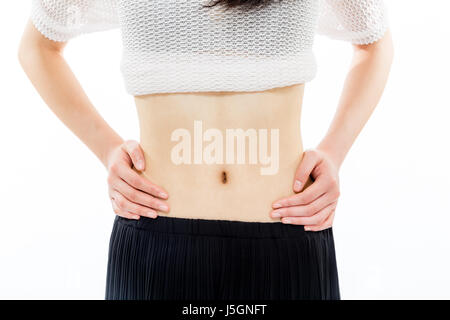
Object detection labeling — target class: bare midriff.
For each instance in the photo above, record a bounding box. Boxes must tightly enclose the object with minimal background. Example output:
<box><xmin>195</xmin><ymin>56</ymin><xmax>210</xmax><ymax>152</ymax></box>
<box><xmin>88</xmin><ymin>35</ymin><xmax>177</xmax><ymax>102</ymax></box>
<box><xmin>134</xmin><ymin>84</ymin><xmax>313</xmax><ymax>223</ymax></box>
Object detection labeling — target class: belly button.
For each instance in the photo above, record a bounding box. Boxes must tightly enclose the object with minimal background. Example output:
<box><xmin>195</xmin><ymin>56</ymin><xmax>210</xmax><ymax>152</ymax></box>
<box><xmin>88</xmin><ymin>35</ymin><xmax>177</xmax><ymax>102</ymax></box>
<box><xmin>221</xmin><ymin>171</ymin><xmax>228</xmax><ymax>184</ymax></box>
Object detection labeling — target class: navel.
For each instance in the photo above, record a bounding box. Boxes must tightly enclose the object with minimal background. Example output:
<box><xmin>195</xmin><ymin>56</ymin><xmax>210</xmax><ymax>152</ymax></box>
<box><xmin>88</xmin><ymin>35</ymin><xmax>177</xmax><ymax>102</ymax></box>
<box><xmin>221</xmin><ymin>171</ymin><xmax>228</xmax><ymax>184</ymax></box>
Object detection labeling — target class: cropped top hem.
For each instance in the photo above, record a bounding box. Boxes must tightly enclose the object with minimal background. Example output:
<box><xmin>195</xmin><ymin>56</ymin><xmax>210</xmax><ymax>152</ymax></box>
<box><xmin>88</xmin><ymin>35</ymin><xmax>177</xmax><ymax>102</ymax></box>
<box><xmin>29</xmin><ymin>0</ymin><xmax>389</xmax><ymax>95</ymax></box>
<box><xmin>121</xmin><ymin>53</ymin><xmax>317</xmax><ymax>96</ymax></box>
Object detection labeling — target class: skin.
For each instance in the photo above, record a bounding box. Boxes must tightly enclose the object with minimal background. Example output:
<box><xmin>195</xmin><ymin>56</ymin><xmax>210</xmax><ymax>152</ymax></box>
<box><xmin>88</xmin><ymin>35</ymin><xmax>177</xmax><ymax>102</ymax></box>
<box><xmin>18</xmin><ymin>20</ymin><xmax>394</xmax><ymax>230</ymax></box>
<box><xmin>133</xmin><ymin>84</ymin><xmax>311</xmax><ymax>222</ymax></box>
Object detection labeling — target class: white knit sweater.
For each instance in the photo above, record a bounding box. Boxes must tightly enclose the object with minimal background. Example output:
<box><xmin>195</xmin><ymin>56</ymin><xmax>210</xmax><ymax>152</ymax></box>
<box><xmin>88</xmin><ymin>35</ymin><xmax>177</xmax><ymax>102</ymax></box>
<box><xmin>30</xmin><ymin>0</ymin><xmax>389</xmax><ymax>96</ymax></box>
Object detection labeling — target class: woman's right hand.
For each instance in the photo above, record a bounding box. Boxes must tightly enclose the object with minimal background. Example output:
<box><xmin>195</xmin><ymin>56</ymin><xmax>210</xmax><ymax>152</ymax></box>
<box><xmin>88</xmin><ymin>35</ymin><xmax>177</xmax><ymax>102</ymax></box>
<box><xmin>106</xmin><ymin>140</ymin><xmax>170</xmax><ymax>220</ymax></box>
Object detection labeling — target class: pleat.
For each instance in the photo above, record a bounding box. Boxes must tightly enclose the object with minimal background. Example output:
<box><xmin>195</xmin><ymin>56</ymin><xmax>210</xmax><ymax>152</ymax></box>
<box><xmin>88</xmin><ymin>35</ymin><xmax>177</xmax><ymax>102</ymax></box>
<box><xmin>105</xmin><ymin>216</ymin><xmax>340</xmax><ymax>300</ymax></box>
<box><xmin>217</xmin><ymin>237</ymin><xmax>228</xmax><ymax>299</ymax></box>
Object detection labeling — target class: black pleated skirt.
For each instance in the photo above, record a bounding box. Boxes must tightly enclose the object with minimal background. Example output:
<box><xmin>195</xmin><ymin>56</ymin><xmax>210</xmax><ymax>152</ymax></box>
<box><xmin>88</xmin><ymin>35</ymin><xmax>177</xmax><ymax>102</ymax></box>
<box><xmin>105</xmin><ymin>215</ymin><xmax>340</xmax><ymax>300</ymax></box>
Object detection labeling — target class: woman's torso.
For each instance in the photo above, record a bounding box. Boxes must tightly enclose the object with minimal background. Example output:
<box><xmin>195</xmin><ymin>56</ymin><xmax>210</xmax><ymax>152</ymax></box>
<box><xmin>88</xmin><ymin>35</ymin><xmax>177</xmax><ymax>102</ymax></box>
<box><xmin>135</xmin><ymin>84</ymin><xmax>313</xmax><ymax>222</ymax></box>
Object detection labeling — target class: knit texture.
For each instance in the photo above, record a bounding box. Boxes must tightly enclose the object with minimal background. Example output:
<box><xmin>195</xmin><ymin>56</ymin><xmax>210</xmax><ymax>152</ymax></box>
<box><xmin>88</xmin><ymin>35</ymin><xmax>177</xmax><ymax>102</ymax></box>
<box><xmin>30</xmin><ymin>0</ymin><xmax>388</xmax><ymax>96</ymax></box>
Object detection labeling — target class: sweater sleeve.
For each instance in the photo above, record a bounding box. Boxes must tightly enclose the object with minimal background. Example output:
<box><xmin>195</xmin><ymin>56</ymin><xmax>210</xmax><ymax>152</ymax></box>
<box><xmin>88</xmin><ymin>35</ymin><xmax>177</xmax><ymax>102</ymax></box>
<box><xmin>316</xmin><ymin>0</ymin><xmax>389</xmax><ymax>45</ymax></box>
<box><xmin>30</xmin><ymin>0</ymin><xmax>119</xmax><ymax>42</ymax></box>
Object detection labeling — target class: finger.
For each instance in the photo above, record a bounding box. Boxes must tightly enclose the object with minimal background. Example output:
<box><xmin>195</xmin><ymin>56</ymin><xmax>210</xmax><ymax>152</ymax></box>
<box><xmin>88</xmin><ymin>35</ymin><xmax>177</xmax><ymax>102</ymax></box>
<box><xmin>279</xmin><ymin>201</ymin><xmax>337</xmax><ymax>226</ymax></box>
<box><xmin>271</xmin><ymin>190</ymin><xmax>338</xmax><ymax>218</ymax></box>
<box><xmin>111</xmin><ymin>194</ymin><xmax>140</xmax><ymax>220</ymax></box>
<box><xmin>122</xmin><ymin>140</ymin><xmax>145</xmax><ymax>171</ymax></box>
<box><xmin>112</xmin><ymin>178</ymin><xmax>170</xmax><ymax>213</ymax></box>
<box><xmin>112</xmin><ymin>163</ymin><xmax>168</xmax><ymax>199</ymax></box>
<box><xmin>293</xmin><ymin>149</ymin><xmax>320</xmax><ymax>193</ymax></box>
<box><xmin>305</xmin><ymin>210</ymin><xmax>336</xmax><ymax>232</ymax></box>
<box><xmin>111</xmin><ymin>190</ymin><xmax>158</xmax><ymax>219</ymax></box>
<box><xmin>273</xmin><ymin>174</ymin><xmax>329</xmax><ymax>208</ymax></box>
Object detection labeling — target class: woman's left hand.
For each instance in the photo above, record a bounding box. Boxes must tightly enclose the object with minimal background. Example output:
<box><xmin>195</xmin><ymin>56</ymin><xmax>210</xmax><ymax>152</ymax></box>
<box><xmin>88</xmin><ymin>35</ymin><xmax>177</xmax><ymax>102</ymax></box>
<box><xmin>271</xmin><ymin>148</ymin><xmax>341</xmax><ymax>231</ymax></box>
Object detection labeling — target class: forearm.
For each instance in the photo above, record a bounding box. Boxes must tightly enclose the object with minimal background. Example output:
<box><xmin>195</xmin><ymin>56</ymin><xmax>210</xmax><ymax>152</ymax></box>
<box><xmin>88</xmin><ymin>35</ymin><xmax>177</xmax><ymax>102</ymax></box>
<box><xmin>18</xmin><ymin>21</ymin><xmax>123</xmax><ymax>168</ymax></box>
<box><xmin>317</xmin><ymin>29</ymin><xmax>394</xmax><ymax>169</ymax></box>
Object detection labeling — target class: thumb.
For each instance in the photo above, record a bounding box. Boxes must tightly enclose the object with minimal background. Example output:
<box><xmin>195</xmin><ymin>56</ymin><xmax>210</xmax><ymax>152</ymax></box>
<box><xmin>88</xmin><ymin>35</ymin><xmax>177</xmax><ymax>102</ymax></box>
<box><xmin>293</xmin><ymin>149</ymin><xmax>319</xmax><ymax>193</ymax></box>
<box><xmin>122</xmin><ymin>140</ymin><xmax>146</xmax><ymax>171</ymax></box>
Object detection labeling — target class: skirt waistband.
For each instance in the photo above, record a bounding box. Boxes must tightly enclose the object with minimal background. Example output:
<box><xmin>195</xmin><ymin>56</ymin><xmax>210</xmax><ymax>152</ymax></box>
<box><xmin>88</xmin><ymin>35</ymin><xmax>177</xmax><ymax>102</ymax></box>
<box><xmin>115</xmin><ymin>215</ymin><xmax>310</xmax><ymax>239</ymax></box>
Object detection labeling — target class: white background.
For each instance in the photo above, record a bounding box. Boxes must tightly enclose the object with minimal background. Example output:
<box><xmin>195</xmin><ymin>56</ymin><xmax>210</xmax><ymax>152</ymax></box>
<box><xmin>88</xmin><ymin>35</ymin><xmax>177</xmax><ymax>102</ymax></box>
<box><xmin>1</xmin><ymin>1</ymin><xmax>449</xmax><ymax>300</ymax></box>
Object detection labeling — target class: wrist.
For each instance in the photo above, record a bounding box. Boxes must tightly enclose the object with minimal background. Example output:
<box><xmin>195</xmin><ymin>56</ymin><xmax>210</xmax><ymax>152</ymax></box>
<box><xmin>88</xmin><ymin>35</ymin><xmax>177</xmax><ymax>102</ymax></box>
<box><xmin>315</xmin><ymin>143</ymin><xmax>345</xmax><ymax>171</ymax></box>
<box><xmin>101</xmin><ymin>137</ymin><xmax>124</xmax><ymax>169</ymax></box>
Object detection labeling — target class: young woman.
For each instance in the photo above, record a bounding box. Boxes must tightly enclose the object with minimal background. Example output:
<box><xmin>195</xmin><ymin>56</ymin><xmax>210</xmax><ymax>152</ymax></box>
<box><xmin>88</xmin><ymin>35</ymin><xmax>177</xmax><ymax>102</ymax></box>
<box><xmin>19</xmin><ymin>0</ymin><xmax>393</xmax><ymax>300</ymax></box>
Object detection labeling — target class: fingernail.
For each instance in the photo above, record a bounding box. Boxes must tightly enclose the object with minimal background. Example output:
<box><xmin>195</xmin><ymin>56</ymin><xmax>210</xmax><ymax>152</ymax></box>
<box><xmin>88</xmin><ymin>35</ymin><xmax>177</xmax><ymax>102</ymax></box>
<box><xmin>147</xmin><ymin>212</ymin><xmax>157</xmax><ymax>218</ymax></box>
<box><xmin>159</xmin><ymin>204</ymin><xmax>169</xmax><ymax>212</ymax></box>
<box><xmin>272</xmin><ymin>211</ymin><xmax>281</xmax><ymax>218</ymax></box>
<box><xmin>304</xmin><ymin>226</ymin><xmax>311</xmax><ymax>231</ymax></box>
<box><xmin>133</xmin><ymin>215</ymin><xmax>140</xmax><ymax>220</ymax></box>
<box><xmin>159</xmin><ymin>192</ymin><xmax>168</xmax><ymax>199</ymax></box>
<box><xmin>137</xmin><ymin>160</ymin><xmax>144</xmax><ymax>170</ymax></box>
<box><xmin>282</xmin><ymin>218</ymin><xmax>291</xmax><ymax>224</ymax></box>
<box><xmin>293</xmin><ymin>180</ymin><xmax>302</xmax><ymax>192</ymax></box>
<box><xmin>272</xmin><ymin>203</ymin><xmax>282</xmax><ymax>209</ymax></box>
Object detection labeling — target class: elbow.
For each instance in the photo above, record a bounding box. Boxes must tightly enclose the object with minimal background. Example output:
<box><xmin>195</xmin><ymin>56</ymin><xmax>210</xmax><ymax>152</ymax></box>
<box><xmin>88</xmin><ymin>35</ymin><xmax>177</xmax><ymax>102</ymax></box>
<box><xmin>17</xmin><ymin>42</ymin><xmax>43</xmax><ymax>75</ymax></box>
<box><xmin>18</xmin><ymin>39</ymin><xmax>64</xmax><ymax>74</ymax></box>
<box><xmin>18</xmin><ymin>44</ymin><xmax>33</xmax><ymax>73</ymax></box>
<box><xmin>17</xmin><ymin>42</ymin><xmax>31</xmax><ymax>70</ymax></box>
<box><xmin>17</xmin><ymin>30</ymin><xmax>40</xmax><ymax>72</ymax></box>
